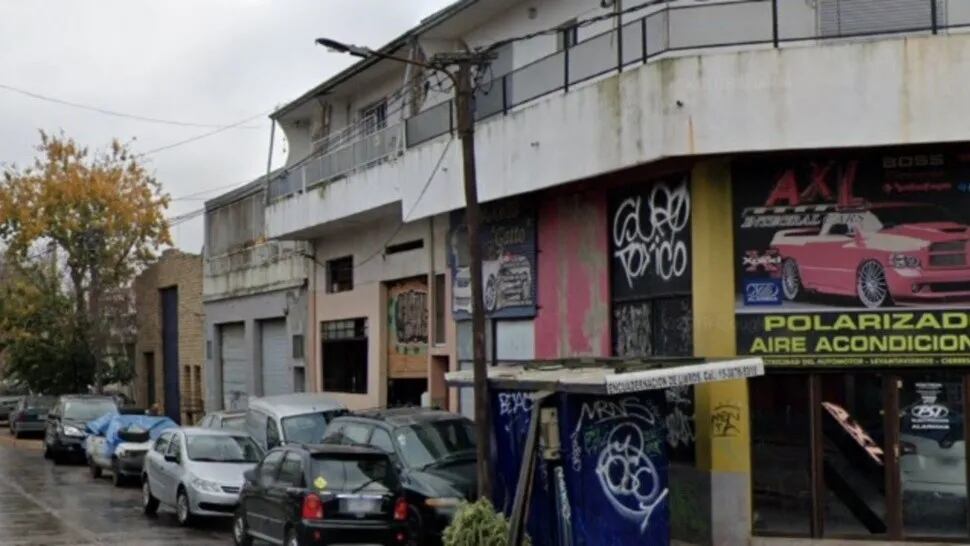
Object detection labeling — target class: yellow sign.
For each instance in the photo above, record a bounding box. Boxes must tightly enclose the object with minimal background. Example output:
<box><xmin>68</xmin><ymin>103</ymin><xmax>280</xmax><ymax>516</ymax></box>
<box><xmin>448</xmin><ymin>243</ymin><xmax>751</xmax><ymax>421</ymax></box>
<box><xmin>313</xmin><ymin>476</ymin><xmax>327</xmax><ymax>490</ymax></box>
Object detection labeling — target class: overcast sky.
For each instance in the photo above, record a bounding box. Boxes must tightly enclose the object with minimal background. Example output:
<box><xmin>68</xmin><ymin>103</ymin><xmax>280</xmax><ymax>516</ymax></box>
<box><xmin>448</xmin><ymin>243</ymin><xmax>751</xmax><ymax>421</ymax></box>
<box><xmin>0</xmin><ymin>0</ymin><xmax>453</xmax><ymax>253</ymax></box>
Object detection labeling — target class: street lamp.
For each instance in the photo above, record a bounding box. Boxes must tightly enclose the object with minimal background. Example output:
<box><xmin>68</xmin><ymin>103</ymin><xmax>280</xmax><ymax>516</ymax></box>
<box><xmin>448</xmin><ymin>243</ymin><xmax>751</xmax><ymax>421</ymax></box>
<box><xmin>316</xmin><ymin>37</ymin><xmax>495</xmax><ymax>500</ymax></box>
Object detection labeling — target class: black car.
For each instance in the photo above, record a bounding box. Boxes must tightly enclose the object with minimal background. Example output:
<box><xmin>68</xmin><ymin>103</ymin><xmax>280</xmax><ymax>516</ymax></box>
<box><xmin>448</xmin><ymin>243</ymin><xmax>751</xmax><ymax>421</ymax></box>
<box><xmin>322</xmin><ymin>408</ymin><xmax>477</xmax><ymax>545</ymax></box>
<box><xmin>233</xmin><ymin>444</ymin><xmax>411</xmax><ymax>546</ymax></box>
<box><xmin>44</xmin><ymin>395</ymin><xmax>118</xmax><ymax>463</ymax></box>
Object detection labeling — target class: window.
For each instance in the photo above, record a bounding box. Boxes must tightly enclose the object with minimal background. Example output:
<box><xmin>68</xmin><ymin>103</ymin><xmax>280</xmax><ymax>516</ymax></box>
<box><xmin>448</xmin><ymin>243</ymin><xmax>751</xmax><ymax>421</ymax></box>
<box><xmin>370</xmin><ymin>428</ymin><xmax>395</xmax><ymax>454</ymax></box>
<box><xmin>359</xmin><ymin>100</ymin><xmax>387</xmax><ymax>136</ymax></box>
<box><xmin>322</xmin><ymin>318</ymin><xmax>368</xmax><ymax>394</ymax></box>
<box><xmin>154</xmin><ymin>433</ymin><xmax>171</xmax><ymax>454</ymax></box>
<box><xmin>395</xmin><ymin>419</ymin><xmax>476</xmax><ymax>469</ymax></box>
<box><xmin>433</xmin><ymin>274</ymin><xmax>446</xmax><ymax>345</ymax></box>
<box><xmin>385</xmin><ymin>239</ymin><xmax>424</xmax><ymax>255</ymax></box>
<box><xmin>278</xmin><ymin>453</ymin><xmax>304</xmax><ymax>487</ymax></box>
<box><xmin>310</xmin><ymin>455</ymin><xmax>396</xmax><ymax>493</ymax></box>
<box><xmin>199</xmin><ymin>415</ymin><xmax>211</xmax><ymax>428</ymax></box>
<box><xmin>294</xmin><ymin>367</ymin><xmax>306</xmax><ymax>393</ymax></box>
<box><xmin>292</xmin><ymin>334</ymin><xmax>304</xmax><ymax>359</ymax></box>
<box><xmin>260</xmin><ymin>450</ymin><xmax>285</xmax><ymax>486</ymax></box>
<box><xmin>343</xmin><ymin>424</ymin><xmax>372</xmax><ymax>445</ymax></box>
<box><xmin>282</xmin><ymin>411</ymin><xmax>344</xmax><ymax>445</ymax></box>
<box><xmin>167</xmin><ymin>433</ymin><xmax>182</xmax><ymax>460</ymax></box>
<box><xmin>326</xmin><ymin>256</ymin><xmax>353</xmax><ymax>293</ymax></box>
<box><xmin>186</xmin><ymin>435</ymin><xmax>262</xmax><ymax>463</ymax></box>
<box><xmin>267</xmin><ymin>418</ymin><xmax>281</xmax><ymax>449</ymax></box>
<box><xmin>557</xmin><ymin>19</ymin><xmax>578</xmax><ymax>51</ymax></box>
<box><xmin>246</xmin><ymin>410</ymin><xmax>268</xmax><ymax>446</ymax></box>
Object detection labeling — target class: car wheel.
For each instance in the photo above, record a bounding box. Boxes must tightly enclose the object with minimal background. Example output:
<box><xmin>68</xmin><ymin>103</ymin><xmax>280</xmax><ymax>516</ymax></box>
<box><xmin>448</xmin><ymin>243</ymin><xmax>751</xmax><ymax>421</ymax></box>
<box><xmin>89</xmin><ymin>458</ymin><xmax>102</xmax><ymax>479</ymax></box>
<box><xmin>142</xmin><ymin>479</ymin><xmax>159</xmax><ymax>516</ymax></box>
<box><xmin>406</xmin><ymin>506</ymin><xmax>424</xmax><ymax>546</ymax></box>
<box><xmin>176</xmin><ymin>488</ymin><xmax>194</xmax><ymax>527</ymax></box>
<box><xmin>857</xmin><ymin>260</ymin><xmax>892</xmax><ymax>309</ymax></box>
<box><xmin>781</xmin><ymin>258</ymin><xmax>803</xmax><ymax>301</ymax></box>
<box><xmin>111</xmin><ymin>460</ymin><xmax>125</xmax><ymax>487</ymax></box>
<box><xmin>484</xmin><ymin>275</ymin><xmax>497</xmax><ymax>312</ymax></box>
<box><xmin>232</xmin><ymin>508</ymin><xmax>253</xmax><ymax>546</ymax></box>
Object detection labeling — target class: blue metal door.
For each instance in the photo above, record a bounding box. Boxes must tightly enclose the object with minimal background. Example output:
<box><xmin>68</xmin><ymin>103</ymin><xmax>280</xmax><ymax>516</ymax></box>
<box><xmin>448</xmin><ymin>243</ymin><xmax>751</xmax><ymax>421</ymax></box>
<box><xmin>161</xmin><ymin>287</ymin><xmax>180</xmax><ymax>423</ymax></box>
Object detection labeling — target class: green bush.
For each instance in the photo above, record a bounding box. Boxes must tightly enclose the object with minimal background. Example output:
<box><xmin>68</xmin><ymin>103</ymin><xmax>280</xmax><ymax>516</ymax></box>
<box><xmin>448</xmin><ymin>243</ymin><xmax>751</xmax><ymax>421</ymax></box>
<box><xmin>442</xmin><ymin>499</ymin><xmax>531</xmax><ymax>546</ymax></box>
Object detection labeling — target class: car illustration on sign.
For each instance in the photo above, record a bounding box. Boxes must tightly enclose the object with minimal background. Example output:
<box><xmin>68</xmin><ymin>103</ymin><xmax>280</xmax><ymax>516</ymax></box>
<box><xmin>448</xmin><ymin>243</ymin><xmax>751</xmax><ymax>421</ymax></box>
<box><xmin>453</xmin><ymin>252</ymin><xmax>532</xmax><ymax>314</ymax></box>
<box><xmin>770</xmin><ymin>203</ymin><xmax>970</xmax><ymax>308</ymax></box>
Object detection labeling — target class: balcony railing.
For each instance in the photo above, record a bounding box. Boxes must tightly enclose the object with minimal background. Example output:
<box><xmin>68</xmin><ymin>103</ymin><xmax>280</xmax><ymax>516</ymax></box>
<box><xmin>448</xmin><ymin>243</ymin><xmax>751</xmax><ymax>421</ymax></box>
<box><xmin>269</xmin><ymin>0</ymin><xmax>966</xmax><ymax>202</ymax></box>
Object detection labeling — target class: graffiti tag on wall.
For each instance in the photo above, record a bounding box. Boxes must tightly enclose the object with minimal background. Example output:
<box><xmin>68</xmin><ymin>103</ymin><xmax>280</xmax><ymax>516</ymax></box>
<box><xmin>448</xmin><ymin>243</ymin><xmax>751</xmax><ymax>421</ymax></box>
<box><xmin>387</xmin><ymin>278</ymin><xmax>428</xmax><ymax>377</ymax></box>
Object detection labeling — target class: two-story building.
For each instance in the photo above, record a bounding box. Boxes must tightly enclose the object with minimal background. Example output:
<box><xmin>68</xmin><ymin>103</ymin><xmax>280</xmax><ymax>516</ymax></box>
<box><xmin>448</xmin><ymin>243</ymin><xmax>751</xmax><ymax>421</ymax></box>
<box><xmin>261</xmin><ymin>0</ymin><xmax>970</xmax><ymax>543</ymax></box>
<box><xmin>202</xmin><ymin>176</ymin><xmax>312</xmax><ymax>412</ymax></box>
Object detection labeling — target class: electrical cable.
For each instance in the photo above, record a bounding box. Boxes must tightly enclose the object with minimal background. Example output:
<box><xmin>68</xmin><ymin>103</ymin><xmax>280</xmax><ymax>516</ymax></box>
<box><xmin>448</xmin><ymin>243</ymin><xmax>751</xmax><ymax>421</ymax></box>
<box><xmin>0</xmin><ymin>82</ymin><xmax>263</xmax><ymax>130</ymax></box>
<box><xmin>136</xmin><ymin>110</ymin><xmax>272</xmax><ymax>157</ymax></box>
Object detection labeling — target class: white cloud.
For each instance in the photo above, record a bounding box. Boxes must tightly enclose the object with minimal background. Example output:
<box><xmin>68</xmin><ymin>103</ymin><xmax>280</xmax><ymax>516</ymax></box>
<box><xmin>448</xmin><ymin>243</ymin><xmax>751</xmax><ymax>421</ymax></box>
<box><xmin>0</xmin><ymin>0</ymin><xmax>454</xmax><ymax>252</ymax></box>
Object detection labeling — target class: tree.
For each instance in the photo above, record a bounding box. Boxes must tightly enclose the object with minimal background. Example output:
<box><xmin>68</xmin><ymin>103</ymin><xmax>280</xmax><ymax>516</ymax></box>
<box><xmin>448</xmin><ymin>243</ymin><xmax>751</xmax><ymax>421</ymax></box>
<box><xmin>0</xmin><ymin>132</ymin><xmax>170</xmax><ymax>392</ymax></box>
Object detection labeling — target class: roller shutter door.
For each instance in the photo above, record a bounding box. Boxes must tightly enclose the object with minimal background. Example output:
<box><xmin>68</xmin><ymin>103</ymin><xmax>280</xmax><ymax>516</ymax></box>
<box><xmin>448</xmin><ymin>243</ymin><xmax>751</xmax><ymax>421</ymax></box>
<box><xmin>819</xmin><ymin>0</ymin><xmax>935</xmax><ymax>37</ymax></box>
<box><xmin>220</xmin><ymin>323</ymin><xmax>249</xmax><ymax>410</ymax></box>
<box><xmin>260</xmin><ymin>319</ymin><xmax>291</xmax><ymax>397</ymax></box>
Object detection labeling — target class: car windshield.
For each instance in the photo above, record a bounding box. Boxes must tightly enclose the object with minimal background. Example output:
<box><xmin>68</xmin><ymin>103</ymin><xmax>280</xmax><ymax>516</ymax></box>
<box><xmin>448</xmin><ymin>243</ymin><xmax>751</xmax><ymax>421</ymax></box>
<box><xmin>27</xmin><ymin>396</ymin><xmax>57</xmax><ymax>410</ymax></box>
<box><xmin>63</xmin><ymin>399</ymin><xmax>117</xmax><ymax>421</ymax></box>
<box><xmin>282</xmin><ymin>412</ymin><xmax>335</xmax><ymax>445</ymax></box>
<box><xmin>395</xmin><ymin>419</ymin><xmax>477</xmax><ymax>469</ymax></box>
<box><xmin>221</xmin><ymin>415</ymin><xmax>246</xmax><ymax>431</ymax></box>
<box><xmin>310</xmin><ymin>455</ymin><xmax>396</xmax><ymax>493</ymax></box>
<box><xmin>874</xmin><ymin>205</ymin><xmax>957</xmax><ymax>228</ymax></box>
<box><xmin>186</xmin><ymin>435</ymin><xmax>262</xmax><ymax>463</ymax></box>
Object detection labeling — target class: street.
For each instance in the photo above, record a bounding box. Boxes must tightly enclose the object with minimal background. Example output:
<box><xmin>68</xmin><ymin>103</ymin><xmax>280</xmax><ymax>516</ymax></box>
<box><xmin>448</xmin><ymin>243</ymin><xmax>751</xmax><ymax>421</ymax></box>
<box><xmin>0</xmin><ymin>432</ymin><xmax>231</xmax><ymax>546</ymax></box>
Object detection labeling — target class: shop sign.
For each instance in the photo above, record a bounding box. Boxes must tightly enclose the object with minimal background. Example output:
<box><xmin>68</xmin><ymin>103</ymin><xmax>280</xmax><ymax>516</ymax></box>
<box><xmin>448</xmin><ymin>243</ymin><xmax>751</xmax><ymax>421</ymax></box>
<box><xmin>449</xmin><ymin>199</ymin><xmax>536</xmax><ymax>320</ymax></box>
<box><xmin>733</xmin><ymin>150</ymin><xmax>970</xmax><ymax>366</ymax></box>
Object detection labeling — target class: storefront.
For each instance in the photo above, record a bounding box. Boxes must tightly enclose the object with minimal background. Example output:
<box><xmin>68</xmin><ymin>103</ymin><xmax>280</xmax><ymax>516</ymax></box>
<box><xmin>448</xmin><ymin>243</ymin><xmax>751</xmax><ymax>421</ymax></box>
<box><xmin>733</xmin><ymin>148</ymin><xmax>970</xmax><ymax>541</ymax></box>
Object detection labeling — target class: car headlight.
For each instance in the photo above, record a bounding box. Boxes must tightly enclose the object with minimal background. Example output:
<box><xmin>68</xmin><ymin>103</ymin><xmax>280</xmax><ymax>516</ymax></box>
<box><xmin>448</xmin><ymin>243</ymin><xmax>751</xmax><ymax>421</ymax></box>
<box><xmin>190</xmin><ymin>477</ymin><xmax>223</xmax><ymax>493</ymax></box>
<box><xmin>425</xmin><ymin>497</ymin><xmax>463</xmax><ymax>509</ymax></box>
<box><xmin>890</xmin><ymin>253</ymin><xmax>921</xmax><ymax>268</ymax></box>
<box><xmin>62</xmin><ymin>425</ymin><xmax>85</xmax><ymax>437</ymax></box>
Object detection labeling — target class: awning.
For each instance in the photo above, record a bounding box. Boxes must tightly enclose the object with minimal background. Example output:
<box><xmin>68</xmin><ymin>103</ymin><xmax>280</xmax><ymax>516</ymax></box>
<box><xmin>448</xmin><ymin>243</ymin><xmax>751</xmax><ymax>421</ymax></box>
<box><xmin>444</xmin><ymin>357</ymin><xmax>764</xmax><ymax>395</ymax></box>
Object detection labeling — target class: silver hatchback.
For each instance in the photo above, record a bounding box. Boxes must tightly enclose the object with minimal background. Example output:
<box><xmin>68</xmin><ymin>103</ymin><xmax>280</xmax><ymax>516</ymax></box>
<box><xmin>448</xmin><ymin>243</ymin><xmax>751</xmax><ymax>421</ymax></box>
<box><xmin>142</xmin><ymin>427</ymin><xmax>262</xmax><ymax>526</ymax></box>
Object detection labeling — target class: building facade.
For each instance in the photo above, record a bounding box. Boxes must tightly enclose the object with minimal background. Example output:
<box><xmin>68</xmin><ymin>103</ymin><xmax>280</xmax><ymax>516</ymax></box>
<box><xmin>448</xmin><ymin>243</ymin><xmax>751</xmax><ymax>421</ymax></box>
<box><xmin>261</xmin><ymin>0</ymin><xmax>970</xmax><ymax>543</ymax></box>
<box><xmin>133</xmin><ymin>249</ymin><xmax>204</xmax><ymax>424</ymax></box>
<box><xmin>202</xmin><ymin>178</ymin><xmax>311</xmax><ymax>412</ymax></box>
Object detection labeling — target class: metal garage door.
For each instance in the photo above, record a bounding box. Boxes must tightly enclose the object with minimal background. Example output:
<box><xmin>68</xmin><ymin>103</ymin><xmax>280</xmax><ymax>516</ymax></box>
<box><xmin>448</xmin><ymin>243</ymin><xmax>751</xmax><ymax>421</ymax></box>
<box><xmin>220</xmin><ymin>323</ymin><xmax>249</xmax><ymax>410</ymax></box>
<box><xmin>260</xmin><ymin>319</ymin><xmax>291</xmax><ymax>397</ymax></box>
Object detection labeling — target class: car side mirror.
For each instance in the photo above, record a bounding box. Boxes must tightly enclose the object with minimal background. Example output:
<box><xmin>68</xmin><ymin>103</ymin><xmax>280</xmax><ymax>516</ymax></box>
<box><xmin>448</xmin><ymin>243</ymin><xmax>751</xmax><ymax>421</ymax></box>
<box><xmin>164</xmin><ymin>453</ymin><xmax>179</xmax><ymax>464</ymax></box>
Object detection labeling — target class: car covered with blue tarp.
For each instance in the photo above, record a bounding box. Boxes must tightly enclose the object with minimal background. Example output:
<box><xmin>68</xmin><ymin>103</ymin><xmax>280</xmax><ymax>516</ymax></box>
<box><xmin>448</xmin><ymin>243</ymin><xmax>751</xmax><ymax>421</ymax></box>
<box><xmin>85</xmin><ymin>414</ymin><xmax>177</xmax><ymax>486</ymax></box>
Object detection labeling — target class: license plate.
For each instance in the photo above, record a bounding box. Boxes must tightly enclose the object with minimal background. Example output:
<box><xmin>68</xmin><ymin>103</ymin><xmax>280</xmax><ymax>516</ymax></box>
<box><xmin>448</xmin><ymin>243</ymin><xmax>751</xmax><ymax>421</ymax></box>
<box><xmin>340</xmin><ymin>497</ymin><xmax>380</xmax><ymax>515</ymax></box>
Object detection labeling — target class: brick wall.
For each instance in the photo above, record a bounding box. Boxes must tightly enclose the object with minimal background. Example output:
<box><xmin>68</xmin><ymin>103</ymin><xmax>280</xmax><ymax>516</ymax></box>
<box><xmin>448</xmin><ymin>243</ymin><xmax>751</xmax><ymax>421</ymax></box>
<box><xmin>134</xmin><ymin>249</ymin><xmax>204</xmax><ymax>424</ymax></box>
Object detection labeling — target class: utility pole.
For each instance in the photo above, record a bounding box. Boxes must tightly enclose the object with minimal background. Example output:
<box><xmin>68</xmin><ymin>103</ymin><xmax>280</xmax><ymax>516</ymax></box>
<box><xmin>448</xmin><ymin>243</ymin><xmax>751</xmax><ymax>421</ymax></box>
<box><xmin>315</xmin><ymin>38</ymin><xmax>495</xmax><ymax>499</ymax></box>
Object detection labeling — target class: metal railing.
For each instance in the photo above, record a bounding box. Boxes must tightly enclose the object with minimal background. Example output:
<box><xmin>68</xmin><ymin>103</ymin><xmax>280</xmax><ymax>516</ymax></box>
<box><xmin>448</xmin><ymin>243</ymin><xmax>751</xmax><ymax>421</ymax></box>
<box><xmin>270</xmin><ymin>0</ymin><xmax>967</xmax><ymax>201</ymax></box>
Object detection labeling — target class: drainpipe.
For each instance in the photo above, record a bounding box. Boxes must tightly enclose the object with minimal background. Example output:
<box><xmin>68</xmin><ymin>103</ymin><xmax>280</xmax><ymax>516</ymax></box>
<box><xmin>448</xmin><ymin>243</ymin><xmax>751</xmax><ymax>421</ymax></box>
<box><xmin>427</xmin><ymin>216</ymin><xmax>435</xmax><ymax>406</ymax></box>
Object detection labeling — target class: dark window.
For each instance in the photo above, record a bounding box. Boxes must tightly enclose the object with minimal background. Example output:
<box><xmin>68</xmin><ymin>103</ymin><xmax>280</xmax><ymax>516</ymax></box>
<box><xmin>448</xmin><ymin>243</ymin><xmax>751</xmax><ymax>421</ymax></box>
<box><xmin>395</xmin><ymin>419</ymin><xmax>476</xmax><ymax>469</ymax></box>
<box><xmin>167</xmin><ymin>433</ymin><xmax>182</xmax><ymax>458</ymax></box>
<box><xmin>260</xmin><ymin>450</ymin><xmax>285</xmax><ymax>486</ymax></box>
<box><xmin>282</xmin><ymin>411</ymin><xmax>340</xmax><ymax>445</ymax></box>
<box><xmin>386</xmin><ymin>239</ymin><xmax>424</xmax><ymax>255</ymax></box>
<box><xmin>145</xmin><ymin>352</ymin><xmax>156</xmax><ymax>406</ymax></box>
<box><xmin>370</xmin><ymin>428</ymin><xmax>395</xmax><ymax>454</ymax></box>
<box><xmin>294</xmin><ymin>367</ymin><xmax>306</xmax><ymax>393</ymax></box>
<box><xmin>322</xmin><ymin>319</ymin><xmax>368</xmax><ymax>394</ymax></box>
<box><xmin>267</xmin><ymin>418</ymin><xmax>281</xmax><ymax>449</ymax></box>
<box><xmin>187</xmin><ymin>435</ymin><xmax>262</xmax><ymax>463</ymax></box>
<box><xmin>154</xmin><ymin>433</ymin><xmax>171</xmax><ymax>454</ymax></box>
<box><xmin>292</xmin><ymin>334</ymin><xmax>305</xmax><ymax>359</ymax></box>
<box><xmin>326</xmin><ymin>256</ymin><xmax>353</xmax><ymax>293</ymax></box>
<box><xmin>310</xmin><ymin>455</ymin><xmax>397</xmax><ymax>492</ymax></box>
<box><xmin>360</xmin><ymin>100</ymin><xmax>388</xmax><ymax>135</ymax></box>
<box><xmin>278</xmin><ymin>453</ymin><xmax>304</xmax><ymax>487</ymax></box>
<box><xmin>613</xmin><ymin>296</ymin><xmax>693</xmax><ymax>358</ymax></box>
<box><xmin>434</xmin><ymin>274</ymin><xmax>446</xmax><ymax>344</ymax></box>
<box><xmin>343</xmin><ymin>424</ymin><xmax>372</xmax><ymax>445</ymax></box>
<box><xmin>557</xmin><ymin>19</ymin><xmax>578</xmax><ymax>50</ymax></box>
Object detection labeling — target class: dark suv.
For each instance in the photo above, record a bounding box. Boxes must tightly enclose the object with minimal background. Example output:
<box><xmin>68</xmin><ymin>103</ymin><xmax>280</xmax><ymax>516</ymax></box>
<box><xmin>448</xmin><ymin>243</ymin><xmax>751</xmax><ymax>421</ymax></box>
<box><xmin>44</xmin><ymin>395</ymin><xmax>118</xmax><ymax>463</ymax></box>
<box><xmin>322</xmin><ymin>408</ymin><xmax>477</xmax><ymax>545</ymax></box>
<box><xmin>233</xmin><ymin>444</ymin><xmax>410</xmax><ymax>546</ymax></box>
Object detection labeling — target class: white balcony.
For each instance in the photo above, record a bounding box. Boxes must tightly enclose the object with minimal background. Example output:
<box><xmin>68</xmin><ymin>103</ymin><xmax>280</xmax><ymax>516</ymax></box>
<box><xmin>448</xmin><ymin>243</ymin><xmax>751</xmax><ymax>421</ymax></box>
<box><xmin>267</xmin><ymin>0</ymin><xmax>970</xmax><ymax>240</ymax></box>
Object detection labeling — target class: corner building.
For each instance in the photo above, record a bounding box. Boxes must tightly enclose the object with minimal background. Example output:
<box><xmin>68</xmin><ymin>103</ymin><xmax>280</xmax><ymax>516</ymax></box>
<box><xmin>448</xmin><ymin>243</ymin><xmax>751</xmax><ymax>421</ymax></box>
<box><xmin>263</xmin><ymin>0</ymin><xmax>970</xmax><ymax>543</ymax></box>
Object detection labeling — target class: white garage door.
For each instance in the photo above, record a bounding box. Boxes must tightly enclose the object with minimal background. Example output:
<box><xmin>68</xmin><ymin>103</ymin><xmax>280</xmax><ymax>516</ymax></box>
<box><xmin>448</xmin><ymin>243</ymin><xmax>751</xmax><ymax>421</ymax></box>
<box><xmin>220</xmin><ymin>323</ymin><xmax>249</xmax><ymax>410</ymax></box>
<box><xmin>260</xmin><ymin>319</ymin><xmax>291</xmax><ymax>397</ymax></box>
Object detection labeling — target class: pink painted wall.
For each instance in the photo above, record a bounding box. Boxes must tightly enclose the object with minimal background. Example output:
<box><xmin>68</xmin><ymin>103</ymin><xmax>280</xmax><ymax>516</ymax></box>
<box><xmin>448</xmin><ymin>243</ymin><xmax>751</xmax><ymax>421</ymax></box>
<box><xmin>535</xmin><ymin>188</ymin><xmax>611</xmax><ymax>359</ymax></box>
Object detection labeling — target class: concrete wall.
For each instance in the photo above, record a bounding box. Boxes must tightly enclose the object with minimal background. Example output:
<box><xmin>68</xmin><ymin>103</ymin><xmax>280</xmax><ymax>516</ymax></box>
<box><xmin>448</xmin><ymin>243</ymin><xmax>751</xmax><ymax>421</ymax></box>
<box><xmin>310</xmin><ymin>211</ymin><xmax>453</xmax><ymax>410</ymax></box>
<box><xmin>203</xmin><ymin>241</ymin><xmax>310</xmax><ymax>300</ymax></box>
<box><xmin>203</xmin><ymin>286</ymin><xmax>308</xmax><ymax>411</ymax></box>
<box><xmin>133</xmin><ymin>249</ymin><xmax>204</xmax><ymax>424</ymax></box>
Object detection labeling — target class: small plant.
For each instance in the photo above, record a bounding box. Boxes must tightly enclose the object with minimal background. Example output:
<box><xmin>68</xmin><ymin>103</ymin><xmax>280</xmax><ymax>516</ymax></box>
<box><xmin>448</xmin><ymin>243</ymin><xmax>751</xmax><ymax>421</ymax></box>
<box><xmin>442</xmin><ymin>499</ymin><xmax>531</xmax><ymax>546</ymax></box>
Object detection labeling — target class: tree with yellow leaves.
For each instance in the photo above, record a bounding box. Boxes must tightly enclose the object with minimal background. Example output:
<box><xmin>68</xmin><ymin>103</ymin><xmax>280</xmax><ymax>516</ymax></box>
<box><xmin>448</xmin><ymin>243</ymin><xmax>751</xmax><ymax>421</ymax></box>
<box><xmin>0</xmin><ymin>132</ymin><xmax>170</xmax><ymax>393</ymax></box>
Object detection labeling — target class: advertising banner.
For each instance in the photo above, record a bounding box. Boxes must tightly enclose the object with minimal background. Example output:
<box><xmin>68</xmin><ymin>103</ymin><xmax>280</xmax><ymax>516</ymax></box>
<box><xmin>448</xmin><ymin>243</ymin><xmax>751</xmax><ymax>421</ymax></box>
<box><xmin>733</xmin><ymin>150</ymin><xmax>970</xmax><ymax>366</ymax></box>
<box><xmin>449</xmin><ymin>199</ymin><xmax>536</xmax><ymax>320</ymax></box>
<box><xmin>559</xmin><ymin>391</ymin><xmax>669</xmax><ymax>546</ymax></box>
<box><xmin>387</xmin><ymin>277</ymin><xmax>428</xmax><ymax>378</ymax></box>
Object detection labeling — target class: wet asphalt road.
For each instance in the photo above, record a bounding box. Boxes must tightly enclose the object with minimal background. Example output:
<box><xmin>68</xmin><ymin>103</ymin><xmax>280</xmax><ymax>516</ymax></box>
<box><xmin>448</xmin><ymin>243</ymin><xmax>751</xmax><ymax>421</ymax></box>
<box><xmin>0</xmin><ymin>431</ymin><xmax>233</xmax><ymax>545</ymax></box>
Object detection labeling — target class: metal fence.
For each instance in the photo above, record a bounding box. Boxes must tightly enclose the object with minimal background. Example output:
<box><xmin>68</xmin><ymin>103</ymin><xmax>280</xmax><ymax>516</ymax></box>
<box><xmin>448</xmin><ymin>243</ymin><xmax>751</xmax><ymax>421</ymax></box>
<box><xmin>270</xmin><ymin>0</ymin><xmax>969</xmax><ymax>201</ymax></box>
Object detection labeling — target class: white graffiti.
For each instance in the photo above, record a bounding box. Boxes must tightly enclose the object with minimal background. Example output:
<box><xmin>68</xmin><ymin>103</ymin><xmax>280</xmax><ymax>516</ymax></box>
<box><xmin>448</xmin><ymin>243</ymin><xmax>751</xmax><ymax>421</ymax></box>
<box><xmin>595</xmin><ymin>423</ymin><xmax>669</xmax><ymax>533</ymax></box>
<box><xmin>498</xmin><ymin>392</ymin><xmax>535</xmax><ymax>416</ymax></box>
<box><xmin>612</xmin><ymin>181</ymin><xmax>690</xmax><ymax>288</ymax></box>
<box><xmin>570</xmin><ymin>397</ymin><xmax>659</xmax><ymax>472</ymax></box>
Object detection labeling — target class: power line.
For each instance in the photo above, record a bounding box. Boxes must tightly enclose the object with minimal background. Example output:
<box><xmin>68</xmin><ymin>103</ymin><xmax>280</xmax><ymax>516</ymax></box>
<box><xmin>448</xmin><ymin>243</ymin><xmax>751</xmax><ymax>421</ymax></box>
<box><xmin>0</xmin><ymin>82</ymin><xmax>264</xmax><ymax>130</ymax></box>
<box><xmin>136</xmin><ymin>110</ymin><xmax>272</xmax><ymax>157</ymax></box>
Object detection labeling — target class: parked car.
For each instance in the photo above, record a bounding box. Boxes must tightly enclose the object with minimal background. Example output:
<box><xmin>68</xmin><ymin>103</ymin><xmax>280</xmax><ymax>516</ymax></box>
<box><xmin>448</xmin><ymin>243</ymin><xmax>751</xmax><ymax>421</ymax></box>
<box><xmin>0</xmin><ymin>395</ymin><xmax>23</xmax><ymax>422</ymax></box>
<box><xmin>44</xmin><ymin>395</ymin><xmax>118</xmax><ymax>463</ymax></box>
<box><xmin>244</xmin><ymin>393</ymin><xmax>348</xmax><ymax>452</ymax></box>
<box><xmin>142</xmin><ymin>427</ymin><xmax>263</xmax><ymax>526</ymax></box>
<box><xmin>772</xmin><ymin>203</ymin><xmax>970</xmax><ymax>308</ymax></box>
<box><xmin>85</xmin><ymin>413</ymin><xmax>177</xmax><ymax>486</ymax></box>
<box><xmin>9</xmin><ymin>395</ymin><xmax>57</xmax><ymax>438</ymax></box>
<box><xmin>233</xmin><ymin>443</ymin><xmax>411</xmax><ymax>546</ymax></box>
<box><xmin>322</xmin><ymin>408</ymin><xmax>477</xmax><ymax>544</ymax></box>
<box><xmin>199</xmin><ymin>409</ymin><xmax>247</xmax><ymax>431</ymax></box>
